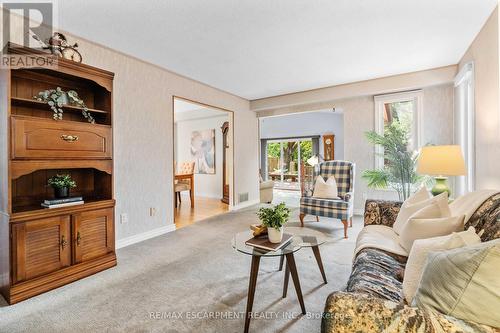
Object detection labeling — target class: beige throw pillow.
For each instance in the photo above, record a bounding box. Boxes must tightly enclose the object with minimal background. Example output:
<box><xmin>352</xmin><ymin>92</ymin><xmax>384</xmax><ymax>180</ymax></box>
<box><xmin>399</xmin><ymin>199</ymin><xmax>464</xmax><ymax>252</ymax></box>
<box><xmin>312</xmin><ymin>176</ymin><xmax>338</xmax><ymax>199</ymax></box>
<box><xmin>402</xmin><ymin>227</ymin><xmax>481</xmax><ymax>304</ymax></box>
<box><xmin>413</xmin><ymin>239</ymin><xmax>500</xmax><ymax>328</ymax></box>
<box><xmin>405</xmin><ymin>186</ymin><xmax>432</xmax><ymax>206</ymax></box>
<box><xmin>392</xmin><ymin>190</ymin><xmax>443</xmax><ymax>235</ymax></box>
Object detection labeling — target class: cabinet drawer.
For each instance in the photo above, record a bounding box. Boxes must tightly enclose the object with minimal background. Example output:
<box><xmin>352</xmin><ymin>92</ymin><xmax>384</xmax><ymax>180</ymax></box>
<box><xmin>11</xmin><ymin>116</ymin><xmax>112</xmax><ymax>159</ymax></box>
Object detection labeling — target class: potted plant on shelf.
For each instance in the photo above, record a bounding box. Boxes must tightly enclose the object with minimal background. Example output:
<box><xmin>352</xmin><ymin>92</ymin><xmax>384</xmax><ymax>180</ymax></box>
<box><xmin>257</xmin><ymin>202</ymin><xmax>290</xmax><ymax>243</ymax></box>
<box><xmin>47</xmin><ymin>174</ymin><xmax>77</xmax><ymax>198</ymax></box>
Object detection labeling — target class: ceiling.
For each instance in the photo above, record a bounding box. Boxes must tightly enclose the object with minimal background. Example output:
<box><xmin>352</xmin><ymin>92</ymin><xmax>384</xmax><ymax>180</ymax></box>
<box><xmin>58</xmin><ymin>0</ymin><xmax>497</xmax><ymax>100</ymax></box>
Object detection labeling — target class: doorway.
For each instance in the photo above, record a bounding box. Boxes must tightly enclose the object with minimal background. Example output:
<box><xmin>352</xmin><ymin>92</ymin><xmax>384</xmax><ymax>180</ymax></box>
<box><xmin>173</xmin><ymin>97</ymin><xmax>234</xmax><ymax>228</ymax></box>
<box><xmin>259</xmin><ymin>110</ymin><xmax>344</xmax><ymax>207</ymax></box>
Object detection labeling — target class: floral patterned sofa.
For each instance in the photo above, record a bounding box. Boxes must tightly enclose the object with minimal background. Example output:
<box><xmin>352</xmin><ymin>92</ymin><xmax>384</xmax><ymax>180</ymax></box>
<box><xmin>321</xmin><ymin>193</ymin><xmax>500</xmax><ymax>333</ymax></box>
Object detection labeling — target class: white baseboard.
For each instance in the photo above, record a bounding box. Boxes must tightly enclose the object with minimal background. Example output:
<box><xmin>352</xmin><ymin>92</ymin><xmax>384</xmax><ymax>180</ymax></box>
<box><xmin>230</xmin><ymin>199</ymin><xmax>260</xmax><ymax>211</ymax></box>
<box><xmin>116</xmin><ymin>224</ymin><xmax>176</xmax><ymax>249</ymax></box>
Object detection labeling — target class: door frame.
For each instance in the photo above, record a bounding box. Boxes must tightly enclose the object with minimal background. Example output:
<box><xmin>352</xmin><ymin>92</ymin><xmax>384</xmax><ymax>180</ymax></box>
<box><xmin>171</xmin><ymin>96</ymin><xmax>235</xmax><ymax>223</ymax></box>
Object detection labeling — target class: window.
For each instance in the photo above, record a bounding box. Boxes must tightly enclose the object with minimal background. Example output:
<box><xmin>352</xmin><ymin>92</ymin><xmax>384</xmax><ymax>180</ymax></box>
<box><xmin>454</xmin><ymin>62</ymin><xmax>475</xmax><ymax>195</ymax></box>
<box><xmin>374</xmin><ymin>90</ymin><xmax>423</xmax><ymax>168</ymax></box>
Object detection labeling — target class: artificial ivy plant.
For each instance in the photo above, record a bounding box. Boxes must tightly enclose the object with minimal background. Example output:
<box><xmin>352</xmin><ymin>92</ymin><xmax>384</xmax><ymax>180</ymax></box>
<box><xmin>34</xmin><ymin>87</ymin><xmax>95</xmax><ymax>123</ymax></box>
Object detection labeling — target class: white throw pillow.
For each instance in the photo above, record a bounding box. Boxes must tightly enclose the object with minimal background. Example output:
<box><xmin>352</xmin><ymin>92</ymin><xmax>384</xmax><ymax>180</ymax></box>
<box><xmin>399</xmin><ymin>210</ymin><xmax>465</xmax><ymax>252</ymax></box>
<box><xmin>393</xmin><ymin>191</ymin><xmax>446</xmax><ymax>235</ymax></box>
<box><xmin>402</xmin><ymin>227</ymin><xmax>481</xmax><ymax>304</ymax></box>
<box><xmin>409</xmin><ymin>197</ymin><xmax>451</xmax><ymax>219</ymax></box>
<box><xmin>405</xmin><ymin>187</ymin><xmax>432</xmax><ymax>206</ymax></box>
<box><xmin>312</xmin><ymin>175</ymin><xmax>339</xmax><ymax>199</ymax></box>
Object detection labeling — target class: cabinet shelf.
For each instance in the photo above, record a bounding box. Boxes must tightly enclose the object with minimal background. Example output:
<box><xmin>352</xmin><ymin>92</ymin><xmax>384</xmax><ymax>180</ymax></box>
<box><xmin>11</xmin><ymin>199</ymin><xmax>115</xmax><ymax>222</ymax></box>
<box><xmin>11</xmin><ymin>97</ymin><xmax>110</xmax><ymax>115</ymax></box>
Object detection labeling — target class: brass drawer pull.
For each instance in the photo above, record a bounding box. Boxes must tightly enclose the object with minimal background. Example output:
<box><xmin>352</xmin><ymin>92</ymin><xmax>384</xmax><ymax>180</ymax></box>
<box><xmin>76</xmin><ymin>231</ymin><xmax>81</xmax><ymax>246</ymax></box>
<box><xmin>60</xmin><ymin>235</ymin><xmax>68</xmax><ymax>249</ymax></box>
<box><xmin>61</xmin><ymin>134</ymin><xmax>79</xmax><ymax>142</ymax></box>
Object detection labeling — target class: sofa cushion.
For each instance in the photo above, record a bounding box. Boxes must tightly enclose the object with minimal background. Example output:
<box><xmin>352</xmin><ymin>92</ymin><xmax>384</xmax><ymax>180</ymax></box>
<box><xmin>354</xmin><ymin>225</ymin><xmax>408</xmax><ymax>257</ymax></box>
<box><xmin>300</xmin><ymin>196</ymin><xmax>348</xmax><ymax>210</ymax></box>
<box><xmin>346</xmin><ymin>247</ymin><xmax>406</xmax><ymax>303</ymax></box>
<box><xmin>364</xmin><ymin>200</ymin><xmax>402</xmax><ymax>227</ymax></box>
<box><xmin>399</xmin><ymin>205</ymin><xmax>465</xmax><ymax>252</ymax></box>
<box><xmin>405</xmin><ymin>186</ymin><xmax>432</xmax><ymax>205</ymax></box>
<box><xmin>393</xmin><ymin>192</ymin><xmax>448</xmax><ymax>235</ymax></box>
<box><xmin>450</xmin><ymin>189</ymin><xmax>498</xmax><ymax>223</ymax></box>
<box><xmin>322</xmin><ymin>292</ymin><xmax>497</xmax><ymax>333</ymax></box>
<box><xmin>463</xmin><ymin>191</ymin><xmax>500</xmax><ymax>242</ymax></box>
<box><xmin>413</xmin><ymin>239</ymin><xmax>500</xmax><ymax>328</ymax></box>
<box><xmin>402</xmin><ymin>227</ymin><xmax>481</xmax><ymax>304</ymax></box>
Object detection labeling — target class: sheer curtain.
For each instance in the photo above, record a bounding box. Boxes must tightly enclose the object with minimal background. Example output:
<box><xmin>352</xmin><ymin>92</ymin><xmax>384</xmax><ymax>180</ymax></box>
<box><xmin>454</xmin><ymin>62</ymin><xmax>475</xmax><ymax>196</ymax></box>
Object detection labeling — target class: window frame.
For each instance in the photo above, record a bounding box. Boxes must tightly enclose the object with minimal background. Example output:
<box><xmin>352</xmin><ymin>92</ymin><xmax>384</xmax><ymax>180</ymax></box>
<box><xmin>373</xmin><ymin>90</ymin><xmax>424</xmax><ymax>169</ymax></box>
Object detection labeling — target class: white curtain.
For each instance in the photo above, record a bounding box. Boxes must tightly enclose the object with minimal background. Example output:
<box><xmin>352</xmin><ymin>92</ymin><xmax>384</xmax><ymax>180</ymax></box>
<box><xmin>454</xmin><ymin>62</ymin><xmax>475</xmax><ymax>196</ymax></box>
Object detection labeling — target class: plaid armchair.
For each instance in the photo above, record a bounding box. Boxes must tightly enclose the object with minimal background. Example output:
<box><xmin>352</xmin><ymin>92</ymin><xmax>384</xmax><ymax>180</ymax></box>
<box><xmin>299</xmin><ymin>160</ymin><xmax>355</xmax><ymax>238</ymax></box>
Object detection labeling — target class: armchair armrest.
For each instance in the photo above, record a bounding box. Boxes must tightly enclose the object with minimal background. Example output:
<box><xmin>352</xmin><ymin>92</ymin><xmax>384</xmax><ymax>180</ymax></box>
<box><xmin>322</xmin><ymin>292</ymin><xmax>496</xmax><ymax>333</ymax></box>
<box><xmin>364</xmin><ymin>199</ymin><xmax>402</xmax><ymax>227</ymax></box>
<box><xmin>343</xmin><ymin>191</ymin><xmax>354</xmax><ymax>202</ymax></box>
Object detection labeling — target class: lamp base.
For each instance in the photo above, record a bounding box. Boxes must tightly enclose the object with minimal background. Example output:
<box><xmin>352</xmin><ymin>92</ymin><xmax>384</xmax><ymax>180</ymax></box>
<box><xmin>431</xmin><ymin>177</ymin><xmax>450</xmax><ymax>197</ymax></box>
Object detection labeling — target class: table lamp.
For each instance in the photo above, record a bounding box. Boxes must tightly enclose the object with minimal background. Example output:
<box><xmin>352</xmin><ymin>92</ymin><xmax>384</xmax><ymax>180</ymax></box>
<box><xmin>307</xmin><ymin>155</ymin><xmax>320</xmax><ymax>166</ymax></box>
<box><xmin>417</xmin><ymin>145</ymin><xmax>466</xmax><ymax>197</ymax></box>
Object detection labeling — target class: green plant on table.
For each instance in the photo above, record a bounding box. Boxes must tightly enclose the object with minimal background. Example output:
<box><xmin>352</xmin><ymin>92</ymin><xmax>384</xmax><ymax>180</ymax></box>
<box><xmin>257</xmin><ymin>202</ymin><xmax>290</xmax><ymax>230</ymax></box>
<box><xmin>34</xmin><ymin>87</ymin><xmax>95</xmax><ymax>123</ymax></box>
<box><xmin>47</xmin><ymin>174</ymin><xmax>77</xmax><ymax>189</ymax></box>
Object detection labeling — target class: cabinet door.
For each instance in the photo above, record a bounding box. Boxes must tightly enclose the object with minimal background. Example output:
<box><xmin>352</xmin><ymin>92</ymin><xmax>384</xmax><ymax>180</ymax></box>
<box><xmin>12</xmin><ymin>216</ymin><xmax>71</xmax><ymax>283</ymax></box>
<box><xmin>72</xmin><ymin>208</ymin><xmax>114</xmax><ymax>264</ymax></box>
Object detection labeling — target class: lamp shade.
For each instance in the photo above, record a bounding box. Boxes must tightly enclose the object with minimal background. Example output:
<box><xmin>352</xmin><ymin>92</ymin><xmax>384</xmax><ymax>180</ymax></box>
<box><xmin>417</xmin><ymin>145</ymin><xmax>466</xmax><ymax>176</ymax></box>
<box><xmin>307</xmin><ymin>155</ymin><xmax>319</xmax><ymax>166</ymax></box>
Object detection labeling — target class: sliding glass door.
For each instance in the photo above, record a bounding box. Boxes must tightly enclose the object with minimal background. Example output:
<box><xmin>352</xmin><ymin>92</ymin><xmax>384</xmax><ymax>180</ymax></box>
<box><xmin>266</xmin><ymin>139</ymin><xmax>312</xmax><ymax>190</ymax></box>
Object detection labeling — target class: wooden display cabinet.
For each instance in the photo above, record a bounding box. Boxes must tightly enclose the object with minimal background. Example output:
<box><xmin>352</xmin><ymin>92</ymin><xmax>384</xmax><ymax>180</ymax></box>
<box><xmin>0</xmin><ymin>43</ymin><xmax>116</xmax><ymax>304</ymax></box>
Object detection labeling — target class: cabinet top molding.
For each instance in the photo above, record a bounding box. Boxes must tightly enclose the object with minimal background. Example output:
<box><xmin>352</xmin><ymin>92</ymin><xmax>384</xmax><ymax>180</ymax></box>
<box><xmin>6</xmin><ymin>42</ymin><xmax>114</xmax><ymax>91</ymax></box>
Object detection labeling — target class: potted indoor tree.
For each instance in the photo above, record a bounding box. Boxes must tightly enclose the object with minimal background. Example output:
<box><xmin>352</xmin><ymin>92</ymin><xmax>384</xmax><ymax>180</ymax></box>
<box><xmin>362</xmin><ymin>121</ymin><xmax>429</xmax><ymax>201</ymax></box>
<box><xmin>257</xmin><ymin>202</ymin><xmax>290</xmax><ymax>243</ymax></box>
<box><xmin>47</xmin><ymin>174</ymin><xmax>77</xmax><ymax>198</ymax></box>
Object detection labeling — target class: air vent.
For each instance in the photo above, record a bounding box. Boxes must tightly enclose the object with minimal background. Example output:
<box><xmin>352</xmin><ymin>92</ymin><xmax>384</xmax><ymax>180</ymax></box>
<box><xmin>238</xmin><ymin>192</ymin><xmax>249</xmax><ymax>203</ymax></box>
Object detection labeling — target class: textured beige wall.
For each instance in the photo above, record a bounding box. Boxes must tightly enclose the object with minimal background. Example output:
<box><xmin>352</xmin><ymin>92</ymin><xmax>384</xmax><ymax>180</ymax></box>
<box><xmin>5</xmin><ymin>15</ymin><xmax>258</xmax><ymax>242</ymax></box>
<box><xmin>76</xmin><ymin>41</ymin><xmax>258</xmax><ymax>241</ymax></box>
<box><xmin>254</xmin><ymin>79</ymin><xmax>454</xmax><ymax>211</ymax></box>
<box><xmin>459</xmin><ymin>7</ymin><xmax>500</xmax><ymax>190</ymax></box>
<box><xmin>251</xmin><ymin>65</ymin><xmax>457</xmax><ymax>112</ymax></box>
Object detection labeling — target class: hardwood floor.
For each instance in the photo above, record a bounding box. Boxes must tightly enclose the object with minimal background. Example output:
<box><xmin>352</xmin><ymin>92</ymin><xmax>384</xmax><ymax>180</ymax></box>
<box><xmin>174</xmin><ymin>194</ymin><xmax>229</xmax><ymax>229</ymax></box>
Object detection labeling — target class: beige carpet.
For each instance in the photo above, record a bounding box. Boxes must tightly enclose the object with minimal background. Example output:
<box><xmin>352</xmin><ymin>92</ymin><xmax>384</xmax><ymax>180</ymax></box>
<box><xmin>0</xmin><ymin>206</ymin><xmax>362</xmax><ymax>333</ymax></box>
